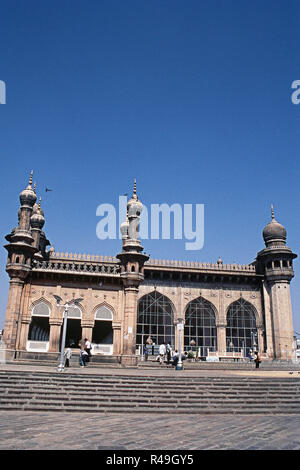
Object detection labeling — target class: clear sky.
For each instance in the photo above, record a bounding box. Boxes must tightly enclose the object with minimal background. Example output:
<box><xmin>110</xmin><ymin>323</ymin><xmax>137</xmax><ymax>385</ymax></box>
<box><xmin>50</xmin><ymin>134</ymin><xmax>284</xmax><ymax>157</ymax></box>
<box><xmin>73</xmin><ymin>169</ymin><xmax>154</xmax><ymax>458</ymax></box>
<box><xmin>0</xmin><ymin>0</ymin><xmax>299</xmax><ymax>331</ymax></box>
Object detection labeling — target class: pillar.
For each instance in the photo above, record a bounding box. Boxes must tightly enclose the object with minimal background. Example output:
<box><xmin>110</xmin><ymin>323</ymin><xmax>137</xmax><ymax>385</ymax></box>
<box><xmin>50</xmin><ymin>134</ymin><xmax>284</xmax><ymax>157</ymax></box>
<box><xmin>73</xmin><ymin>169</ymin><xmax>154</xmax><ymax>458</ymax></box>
<box><xmin>216</xmin><ymin>323</ymin><xmax>227</xmax><ymax>355</ymax></box>
<box><xmin>49</xmin><ymin>320</ymin><xmax>62</xmax><ymax>352</ymax></box>
<box><xmin>3</xmin><ymin>278</ymin><xmax>24</xmax><ymax>350</ymax></box>
<box><xmin>113</xmin><ymin>322</ymin><xmax>121</xmax><ymax>355</ymax></box>
<box><xmin>122</xmin><ymin>286</ymin><xmax>139</xmax><ymax>355</ymax></box>
<box><xmin>18</xmin><ymin>319</ymin><xmax>31</xmax><ymax>350</ymax></box>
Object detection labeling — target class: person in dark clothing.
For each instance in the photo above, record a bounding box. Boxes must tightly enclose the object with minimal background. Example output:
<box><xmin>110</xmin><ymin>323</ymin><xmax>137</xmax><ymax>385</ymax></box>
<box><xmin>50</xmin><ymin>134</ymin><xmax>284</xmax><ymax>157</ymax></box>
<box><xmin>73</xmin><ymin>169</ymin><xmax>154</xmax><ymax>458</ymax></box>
<box><xmin>143</xmin><ymin>345</ymin><xmax>149</xmax><ymax>361</ymax></box>
<box><xmin>254</xmin><ymin>351</ymin><xmax>262</xmax><ymax>368</ymax></box>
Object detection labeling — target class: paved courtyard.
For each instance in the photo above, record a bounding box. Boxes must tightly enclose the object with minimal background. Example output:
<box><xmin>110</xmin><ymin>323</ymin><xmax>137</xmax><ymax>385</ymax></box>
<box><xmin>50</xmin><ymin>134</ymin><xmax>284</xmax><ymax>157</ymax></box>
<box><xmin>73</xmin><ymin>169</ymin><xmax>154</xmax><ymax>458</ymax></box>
<box><xmin>0</xmin><ymin>411</ymin><xmax>299</xmax><ymax>450</ymax></box>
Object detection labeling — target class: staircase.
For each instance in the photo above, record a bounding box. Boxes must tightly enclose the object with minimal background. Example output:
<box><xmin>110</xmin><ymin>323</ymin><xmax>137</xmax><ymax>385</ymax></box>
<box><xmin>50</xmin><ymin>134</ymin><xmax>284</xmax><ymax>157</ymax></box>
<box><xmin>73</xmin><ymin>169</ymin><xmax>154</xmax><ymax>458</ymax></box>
<box><xmin>0</xmin><ymin>370</ymin><xmax>299</xmax><ymax>414</ymax></box>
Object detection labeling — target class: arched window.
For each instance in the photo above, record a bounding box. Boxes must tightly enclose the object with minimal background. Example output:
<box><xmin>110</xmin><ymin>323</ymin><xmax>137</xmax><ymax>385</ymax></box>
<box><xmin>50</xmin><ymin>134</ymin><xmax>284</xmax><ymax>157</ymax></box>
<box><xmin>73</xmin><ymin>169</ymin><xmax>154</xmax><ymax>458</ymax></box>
<box><xmin>32</xmin><ymin>302</ymin><xmax>50</xmax><ymax>317</ymax></box>
<box><xmin>226</xmin><ymin>298</ymin><xmax>257</xmax><ymax>355</ymax></box>
<box><xmin>92</xmin><ymin>305</ymin><xmax>114</xmax><ymax>354</ymax></box>
<box><xmin>28</xmin><ymin>301</ymin><xmax>50</xmax><ymax>342</ymax></box>
<box><xmin>67</xmin><ymin>305</ymin><xmax>82</xmax><ymax>319</ymax></box>
<box><xmin>137</xmin><ymin>291</ymin><xmax>174</xmax><ymax>348</ymax></box>
<box><xmin>63</xmin><ymin>304</ymin><xmax>82</xmax><ymax>348</ymax></box>
<box><xmin>184</xmin><ymin>296</ymin><xmax>217</xmax><ymax>356</ymax></box>
<box><xmin>95</xmin><ymin>305</ymin><xmax>113</xmax><ymax>321</ymax></box>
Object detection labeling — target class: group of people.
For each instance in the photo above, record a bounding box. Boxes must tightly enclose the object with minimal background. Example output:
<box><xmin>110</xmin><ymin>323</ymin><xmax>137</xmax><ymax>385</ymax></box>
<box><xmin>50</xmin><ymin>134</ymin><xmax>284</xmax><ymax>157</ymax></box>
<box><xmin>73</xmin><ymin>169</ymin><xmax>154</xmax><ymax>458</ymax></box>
<box><xmin>63</xmin><ymin>338</ymin><xmax>92</xmax><ymax>368</ymax></box>
<box><xmin>151</xmin><ymin>343</ymin><xmax>188</xmax><ymax>367</ymax></box>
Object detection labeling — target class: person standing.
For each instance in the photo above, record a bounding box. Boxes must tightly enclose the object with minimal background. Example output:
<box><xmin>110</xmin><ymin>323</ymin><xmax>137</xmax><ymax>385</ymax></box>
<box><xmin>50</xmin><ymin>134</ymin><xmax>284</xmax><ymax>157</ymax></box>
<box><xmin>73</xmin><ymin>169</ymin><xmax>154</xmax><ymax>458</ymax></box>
<box><xmin>166</xmin><ymin>343</ymin><xmax>171</xmax><ymax>364</ymax></box>
<box><xmin>158</xmin><ymin>343</ymin><xmax>166</xmax><ymax>364</ymax></box>
<box><xmin>143</xmin><ymin>345</ymin><xmax>149</xmax><ymax>361</ymax></box>
<box><xmin>64</xmin><ymin>347</ymin><xmax>72</xmax><ymax>368</ymax></box>
<box><xmin>84</xmin><ymin>338</ymin><xmax>92</xmax><ymax>356</ymax></box>
<box><xmin>172</xmin><ymin>350</ymin><xmax>179</xmax><ymax>368</ymax></box>
<box><xmin>254</xmin><ymin>351</ymin><xmax>262</xmax><ymax>368</ymax></box>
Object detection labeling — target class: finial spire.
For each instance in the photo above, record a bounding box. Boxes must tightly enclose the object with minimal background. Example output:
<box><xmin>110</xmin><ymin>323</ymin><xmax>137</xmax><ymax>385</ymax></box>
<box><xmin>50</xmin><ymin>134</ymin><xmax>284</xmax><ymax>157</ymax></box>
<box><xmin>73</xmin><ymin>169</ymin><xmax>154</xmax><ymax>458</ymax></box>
<box><xmin>33</xmin><ymin>181</ymin><xmax>36</xmax><ymax>193</ymax></box>
<box><xmin>28</xmin><ymin>170</ymin><xmax>33</xmax><ymax>188</ymax></box>
<box><xmin>133</xmin><ymin>179</ymin><xmax>137</xmax><ymax>198</ymax></box>
<box><xmin>271</xmin><ymin>203</ymin><xmax>275</xmax><ymax>220</ymax></box>
<box><xmin>38</xmin><ymin>197</ymin><xmax>42</xmax><ymax>208</ymax></box>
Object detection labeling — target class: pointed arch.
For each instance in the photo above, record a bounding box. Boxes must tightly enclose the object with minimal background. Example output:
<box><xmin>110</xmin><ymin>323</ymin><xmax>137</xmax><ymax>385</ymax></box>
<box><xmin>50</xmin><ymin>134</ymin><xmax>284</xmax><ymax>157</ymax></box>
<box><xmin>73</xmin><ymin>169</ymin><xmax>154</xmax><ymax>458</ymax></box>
<box><xmin>184</xmin><ymin>296</ymin><xmax>217</xmax><ymax>356</ymax></box>
<box><xmin>92</xmin><ymin>301</ymin><xmax>116</xmax><ymax>320</ymax></box>
<box><xmin>30</xmin><ymin>297</ymin><xmax>52</xmax><ymax>317</ymax></box>
<box><xmin>67</xmin><ymin>303</ymin><xmax>83</xmax><ymax>319</ymax></box>
<box><xmin>28</xmin><ymin>298</ymin><xmax>51</xmax><ymax>342</ymax></box>
<box><xmin>226</xmin><ymin>298</ymin><xmax>258</xmax><ymax>355</ymax></box>
<box><xmin>137</xmin><ymin>290</ymin><xmax>175</xmax><ymax>347</ymax></box>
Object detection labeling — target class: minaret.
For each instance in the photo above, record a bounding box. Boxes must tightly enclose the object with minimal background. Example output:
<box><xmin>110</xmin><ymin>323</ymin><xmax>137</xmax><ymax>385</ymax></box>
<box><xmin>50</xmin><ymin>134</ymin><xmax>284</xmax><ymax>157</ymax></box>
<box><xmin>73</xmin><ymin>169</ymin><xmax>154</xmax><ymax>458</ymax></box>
<box><xmin>31</xmin><ymin>197</ymin><xmax>45</xmax><ymax>260</ymax></box>
<box><xmin>256</xmin><ymin>205</ymin><xmax>297</xmax><ymax>359</ymax></box>
<box><xmin>3</xmin><ymin>171</ymin><xmax>39</xmax><ymax>349</ymax></box>
<box><xmin>117</xmin><ymin>180</ymin><xmax>149</xmax><ymax>364</ymax></box>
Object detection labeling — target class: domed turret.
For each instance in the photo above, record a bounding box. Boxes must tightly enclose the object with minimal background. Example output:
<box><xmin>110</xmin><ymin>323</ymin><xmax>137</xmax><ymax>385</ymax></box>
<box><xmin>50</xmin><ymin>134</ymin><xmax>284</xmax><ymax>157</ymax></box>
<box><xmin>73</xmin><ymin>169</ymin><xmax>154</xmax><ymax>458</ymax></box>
<box><xmin>127</xmin><ymin>179</ymin><xmax>143</xmax><ymax>218</ymax></box>
<box><xmin>263</xmin><ymin>205</ymin><xmax>287</xmax><ymax>246</ymax></box>
<box><xmin>120</xmin><ymin>212</ymin><xmax>129</xmax><ymax>240</ymax></box>
<box><xmin>19</xmin><ymin>170</ymin><xmax>37</xmax><ymax>207</ymax></box>
<box><xmin>30</xmin><ymin>198</ymin><xmax>45</xmax><ymax>229</ymax></box>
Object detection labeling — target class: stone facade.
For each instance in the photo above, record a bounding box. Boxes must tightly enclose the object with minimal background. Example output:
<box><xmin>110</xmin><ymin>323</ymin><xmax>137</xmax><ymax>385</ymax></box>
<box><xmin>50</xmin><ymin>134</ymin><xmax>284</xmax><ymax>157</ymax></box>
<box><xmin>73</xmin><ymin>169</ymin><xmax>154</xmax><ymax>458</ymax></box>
<box><xmin>2</xmin><ymin>174</ymin><xmax>298</xmax><ymax>361</ymax></box>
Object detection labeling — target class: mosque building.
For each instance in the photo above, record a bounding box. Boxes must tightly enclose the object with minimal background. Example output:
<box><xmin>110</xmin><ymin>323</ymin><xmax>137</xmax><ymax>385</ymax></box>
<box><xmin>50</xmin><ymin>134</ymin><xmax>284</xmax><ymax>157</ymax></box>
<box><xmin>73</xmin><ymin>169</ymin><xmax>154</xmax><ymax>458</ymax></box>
<box><xmin>2</xmin><ymin>172</ymin><xmax>297</xmax><ymax>364</ymax></box>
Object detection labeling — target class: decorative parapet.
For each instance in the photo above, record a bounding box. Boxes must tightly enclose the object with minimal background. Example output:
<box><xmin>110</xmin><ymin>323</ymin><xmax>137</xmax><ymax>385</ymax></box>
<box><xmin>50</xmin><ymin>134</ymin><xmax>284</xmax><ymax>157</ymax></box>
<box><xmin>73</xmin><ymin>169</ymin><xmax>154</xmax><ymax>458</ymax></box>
<box><xmin>32</xmin><ymin>258</ymin><xmax>120</xmax><ymax>276</ymax></box>
<box><xmin>49</xmin><ymin>251</ymin><xmax>117</xmax><ymax>263</ymax></box>
<box><xmin>145</xmin><ymin>258</ymin><xmax>256</xmax><ymax>273</ymax></box>
<box><xmin>41</xmin><ymin>251</ymin><xmax>257</xmax><ymax>276</ymax></box>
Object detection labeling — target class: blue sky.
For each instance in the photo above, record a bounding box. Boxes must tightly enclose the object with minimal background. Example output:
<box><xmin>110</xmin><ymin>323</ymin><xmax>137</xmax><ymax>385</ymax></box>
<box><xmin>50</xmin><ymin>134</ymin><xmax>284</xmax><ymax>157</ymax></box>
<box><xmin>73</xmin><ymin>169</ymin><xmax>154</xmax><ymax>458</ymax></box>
<box><xmin>0</xmin><ymin>0</ymin><xmax>299</xmax><ymax>331</ymax></box>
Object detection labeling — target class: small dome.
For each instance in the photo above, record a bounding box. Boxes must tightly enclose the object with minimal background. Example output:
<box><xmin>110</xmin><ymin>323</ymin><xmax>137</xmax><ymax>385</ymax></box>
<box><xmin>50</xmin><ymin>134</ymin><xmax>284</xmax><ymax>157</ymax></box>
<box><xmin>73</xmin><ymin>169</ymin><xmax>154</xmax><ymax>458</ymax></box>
<box><xmin>263</xmin><ymin>205</ymin><xmax>286</xmax><ymax>245</ymax></box>
<box><xmin>120</xmin><ymin>217</ymin><xmax>129</xmax><ymax>239</ymax></box>
<box><xmin>30</xmin><ymin>198</ymin><xmax>45</xmax><ymax>229</ymax></box>
<box><xmin>127</xmin><ymin>179</ymin><xmax>143</xmax><ymax>217</ymax></box>
<box><xmin>32</xmin><ymin>202</ymin><xmax>44</xmax><ymax>218</ymax></box>
<box><xmin>19</xmin><ymin>171</ymin><xmax>37</xmax><ymax>207</ymax></box>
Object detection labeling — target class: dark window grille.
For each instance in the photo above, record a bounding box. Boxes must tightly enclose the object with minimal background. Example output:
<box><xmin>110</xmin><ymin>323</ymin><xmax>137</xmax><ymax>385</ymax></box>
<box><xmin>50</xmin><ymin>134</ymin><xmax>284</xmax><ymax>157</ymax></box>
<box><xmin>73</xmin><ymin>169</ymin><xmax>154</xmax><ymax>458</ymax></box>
<box><xmin>137</xmin><ymin>291</ymin><xmax>174</xmax><ymax>348</ymax></box>
<box><xmin>226</xmin><ymin>298</ymin><xmax>257</xmax><ymax>356</ymax></box>
<box><xmin>184</xmin><ymin>296</ymin><xmax>217</xmax><ymax>357</ymax></box>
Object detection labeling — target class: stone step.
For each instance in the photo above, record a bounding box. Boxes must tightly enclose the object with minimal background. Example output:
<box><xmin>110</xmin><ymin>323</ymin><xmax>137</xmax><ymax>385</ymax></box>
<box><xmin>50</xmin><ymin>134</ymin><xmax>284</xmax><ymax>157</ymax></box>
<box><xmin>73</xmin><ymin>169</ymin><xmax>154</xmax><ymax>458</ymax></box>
<box><xmin>1</xmin><ymin>388</ymin><xmax>299</xmax><ymax>399</ymax></box>
<box><xmin>1</xmin><ymin>372</ymin><xmax>300</xmax><ymax>383</ymax></box>
<box><xmin>1</xmin><ymin>395</ymin><xmax>299</xmax><ymax>408</ymax></box>
<box><xmin>0</xmin><ymin>377</ymin><xmax>299</xmax><ymax>388</ymax></box>
<box><xmin>1</xmin><ymin>383</ymin><xmax>299</xmax><ymax>392</ymax></box>
<box><xmin>0</xmin><ymin>401</ymin><xmax>299</xmax><ymax>415</ymax></box>
<box><xmin>0</xmin><ymin>370</ymin><xmax>299</xmax><ymax>414</ymax></box>
<box><xmin>1</xmin><ymin>395</ymin><xmax>300</xmax><ymax>407</ymax></box>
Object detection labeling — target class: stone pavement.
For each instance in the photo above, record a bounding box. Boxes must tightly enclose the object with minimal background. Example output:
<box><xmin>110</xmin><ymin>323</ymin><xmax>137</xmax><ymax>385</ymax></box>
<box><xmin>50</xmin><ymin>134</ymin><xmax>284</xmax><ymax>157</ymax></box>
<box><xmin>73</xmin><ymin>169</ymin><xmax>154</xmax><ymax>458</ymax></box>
<box><xmin>0</xmin><ymin>411</ymin><xmax>299</xmax><ymax>450</ymax></box>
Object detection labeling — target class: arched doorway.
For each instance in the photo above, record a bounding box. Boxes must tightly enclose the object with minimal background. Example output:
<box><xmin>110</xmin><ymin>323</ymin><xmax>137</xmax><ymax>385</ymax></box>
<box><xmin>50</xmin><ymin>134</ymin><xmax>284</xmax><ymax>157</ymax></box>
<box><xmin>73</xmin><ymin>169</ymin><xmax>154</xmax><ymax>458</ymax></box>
<box><xmin>63</xmin><ymin>305</ymin><xmax>82</xmax><ymax>349</ymax></box>
<box><xmin>184</xmin><ymin>296</ymin><xmax>217</xmax><ymax>357</ymax></box>
<box><xmin>27</xmin><ymin>301</ymin><xmax>50</xmax><ymax>352</ymax></box>
<box><xmin>92</xmin><ymin>305</ymin><xmax>114</xmax><ymax>355</ymax></box>
<box><xmin>226</xmin><ymin>298</ymin><xmax>258</xmax><ymax>356</ymax></box>
<box><xmin>137</xmin><ymin>291</ymin><xmax>175</xmax><ymax>352</ymax></box>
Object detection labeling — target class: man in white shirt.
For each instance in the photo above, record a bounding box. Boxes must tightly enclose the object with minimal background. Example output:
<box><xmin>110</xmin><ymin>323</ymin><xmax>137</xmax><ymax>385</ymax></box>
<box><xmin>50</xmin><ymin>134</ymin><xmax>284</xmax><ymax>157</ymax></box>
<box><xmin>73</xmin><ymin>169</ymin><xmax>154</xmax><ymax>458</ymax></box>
<box><xmin>84</xmin><ymin>338</ymin><xmax>92</xmax><ymax>356</ymax></box>
<box><xmin>158</xmin><ymin>343</ymin><xmax>166</xmax><ymax>364</ymax></box>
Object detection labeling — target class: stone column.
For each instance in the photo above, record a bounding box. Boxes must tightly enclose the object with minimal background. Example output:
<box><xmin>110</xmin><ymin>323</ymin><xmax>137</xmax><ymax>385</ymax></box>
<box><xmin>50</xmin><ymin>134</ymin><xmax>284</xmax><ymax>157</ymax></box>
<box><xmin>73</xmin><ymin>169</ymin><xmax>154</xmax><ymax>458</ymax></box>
<box><xmin>49</xmin><ymin>320</ymin><xmax>62</xmax><ymax>352</ymax></box>
<box><xmin>122</xmin><ymin>286</ymin><xmax>139</xmax><ymax>356</ymax></box>
<box><xmin>257</xmin><ymin>326</ymin><xmax>264</xmax><ymax>354</ymax></box>
<box><xmin>113</xmin><ymin>322</ymin><xmax>121</xmax><ymax>355</ymax></box>
<box><xmin>269</xmin><ymin>280</ymin><xmax>295</xmax><ymax>359</ymax></box>
<box><xmin>81</xmin><ymin>321</ymin><xmax>94</xmax><ymax>342</ymax></box>
<box><xmin>262</xmin><ymin>281</ymin><xmax>274</xmax><ymax>358</ymax></box>
<box><xmin>3</xmin><ymin>278</ymin><xmax>25</xmax><ymax>350</ymax></box>
<box><xmin>18</xmin><ymin>318</ymin><xmax>31</xmax><ymax>351</ymax></box>
<box><xmin>216</xmin><ymin>323</ymin><xmax>227</xmax><ymax>356</ymax></box>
